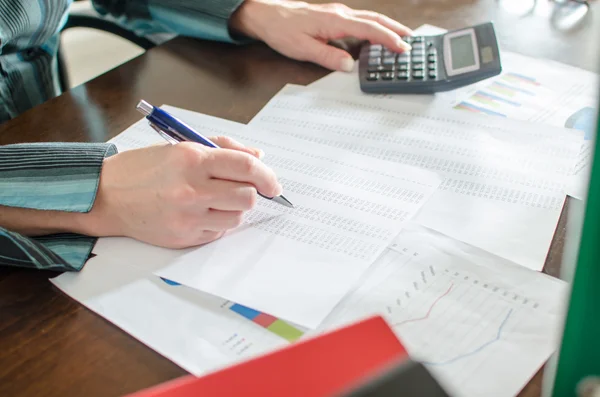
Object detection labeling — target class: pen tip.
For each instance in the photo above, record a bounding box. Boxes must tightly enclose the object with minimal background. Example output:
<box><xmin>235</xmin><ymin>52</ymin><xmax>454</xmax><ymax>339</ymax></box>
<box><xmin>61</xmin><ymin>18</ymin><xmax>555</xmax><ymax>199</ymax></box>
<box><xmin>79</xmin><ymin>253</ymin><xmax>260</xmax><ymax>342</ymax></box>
<box><xmin>280</xmin><ymin>195</ymin><xmax>294</xmax><ymax>208</ymax></box>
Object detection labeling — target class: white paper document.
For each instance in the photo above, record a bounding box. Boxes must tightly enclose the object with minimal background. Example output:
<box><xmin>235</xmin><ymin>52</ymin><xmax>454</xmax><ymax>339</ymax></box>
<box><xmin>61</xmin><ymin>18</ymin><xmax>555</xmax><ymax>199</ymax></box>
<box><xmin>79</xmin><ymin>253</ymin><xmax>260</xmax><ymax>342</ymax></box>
<box><xmin>114</xmin><ymin>106</ymin><xmax>439</xmax><ymax>328</ymax></box>
<box><xmin>310</xmin><ymin>26</ymin><xmax>598</xmax><ymax>200</ymax></box>
<box><xmin>51</xmin><ymin>257</ymin><xmax>296</xmax><ymax>375</ymax></box>
<box><xmin>249</xmin><ymin>85</ymin><xmax>582</xmax><ymax>270</ymax></box>
<box><xmin>51</xmin><ymin>224</ymin><xmax>566</xmax><ymax>397</ymax></box>
<box><xmin>314</xmin><ymin>224</ymin><xmax>568</xmax><ymax>397</ymax></box>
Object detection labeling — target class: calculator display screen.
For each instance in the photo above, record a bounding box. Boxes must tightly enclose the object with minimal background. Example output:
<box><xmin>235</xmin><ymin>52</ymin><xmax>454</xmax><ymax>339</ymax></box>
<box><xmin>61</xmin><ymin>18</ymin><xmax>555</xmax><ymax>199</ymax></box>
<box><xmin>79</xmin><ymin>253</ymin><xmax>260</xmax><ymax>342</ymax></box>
<box><xmin>450</xmin><ymin>34</ymin><xmax>477</xmax><ymax>70</ymax></box>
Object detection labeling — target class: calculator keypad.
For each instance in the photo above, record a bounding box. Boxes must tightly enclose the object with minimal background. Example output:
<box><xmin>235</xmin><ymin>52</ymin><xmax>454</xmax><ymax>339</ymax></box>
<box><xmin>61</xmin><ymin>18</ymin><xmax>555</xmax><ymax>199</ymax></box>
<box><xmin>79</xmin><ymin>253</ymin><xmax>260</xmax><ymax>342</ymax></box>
<box><xmin>365</xmin><ymin>37</ymin><xmax>439</xmax><ymax>83</ymax></box>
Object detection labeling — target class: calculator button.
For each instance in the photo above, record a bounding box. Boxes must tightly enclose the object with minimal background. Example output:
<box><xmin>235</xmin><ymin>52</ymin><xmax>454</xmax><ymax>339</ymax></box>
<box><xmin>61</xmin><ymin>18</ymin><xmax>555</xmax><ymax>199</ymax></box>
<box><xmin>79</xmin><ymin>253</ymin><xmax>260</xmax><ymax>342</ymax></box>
<box><xmin>411</xmin><ymin>51</ymin><xmax>425</xmax><ymax>58</ymax></box>
<box><xmin>366</xmin><ymin>72</ymin><xmax>379</xmax><ymax>81</ymax></box>
<box><xmin>398</xmin><ymin>64</ymin><xmax>409</xmax><ymax>71</ymax></box>
<box><xmin>412</xmin><ymin>58</ymin><xmax>424</xmax><ymax>64</ymax></box>
<box><xmin>381</xmin><ymin>72</ymin><xmax>395</xmax><ymax>80</ymax></box>
<box><xmin>370</xmin><ymin>44</ymin><xmax>383</xmax><ymax>51</ymax></box>
<box><xmin>368</xmin><ymin>57</ymin><xmax>382</xmax><ymax>66</ymax></box>
<box><xmin>412</xmin><ymin>70</ymin><xmax>424</xmax><ymax>79</ymax></box>
<box><xmin>428</xmin><ymin>54</ymin><xmax>437</xmax><ymax>62</ymax></box>
<box><xmin>403</xmin><ymin>36</ymin><xmax>413</xmax><ymax>44</ymax></box>
<box><xmin>412</xmin><ymin>63</ymin><xmax>424</xmax><ymax>71</ymax></box>
<box><xmin>427</xmin><ymin>42</ymin><xmax>434</xmax><ymax>47</ymax></box>
<box><xmin>428</xmin><ymin>71</ymin><xmax>437</xmax><ymax>79</ymax></box>
<box><xmin>382</xmin><ymin>56</ymin><xmax>396</xmax><ymax>65</ymax></box>
<box><xmin>368</xmin><ymin>65</ymin><xmax>393</xmax><ymax>73</ymax></box>
<box><xmin>369</xmin><ymin>50</ymin><xmax>382</xmax><ymax>57</ymax></box>
<box><xmin>412</xmin><ymin>36</ymin><xmax>424</xmax><ymax>43</ymax></box>
<box><xmin>412</xmin><ymin>43</ymin><xmax>425</xmax><ymax>50</ymax></box>
<box><xmin>428</xmin><ymin>62</ymin><xmax>437</xmax><ymax>71</ymax></box>
<box><xmin>397</xmin><ymin>71</ymin><xmax>409</xmax><ymax>80</ymax></box>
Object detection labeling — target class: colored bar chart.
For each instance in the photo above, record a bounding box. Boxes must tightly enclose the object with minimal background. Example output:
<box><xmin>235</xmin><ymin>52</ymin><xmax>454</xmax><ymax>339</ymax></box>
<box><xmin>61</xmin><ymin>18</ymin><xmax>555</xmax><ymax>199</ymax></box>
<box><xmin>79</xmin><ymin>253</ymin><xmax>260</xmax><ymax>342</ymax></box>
<box><xmin>159</xmin><ymin>277</ymin><xmax>305</xmax><ymax>343</ymax></box>
<box><xmin>229</xmin><ymin>303</ymin><xmax>304</xmax><ymax>342</ymax></box>
<box><xmin>454</xmin><ymin>102</ymin><xmax>507</xmax><ymax>117</ymax></box>
<box><xmin>454</xmin><ymin>72</ymin><xmax>540</xmax><ymax>119</ymax></box>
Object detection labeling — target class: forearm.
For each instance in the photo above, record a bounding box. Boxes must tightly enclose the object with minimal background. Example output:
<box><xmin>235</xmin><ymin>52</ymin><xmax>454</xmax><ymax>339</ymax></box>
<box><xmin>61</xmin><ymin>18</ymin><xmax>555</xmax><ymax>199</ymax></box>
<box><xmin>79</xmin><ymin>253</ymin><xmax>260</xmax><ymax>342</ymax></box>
<box><xmin>92</xmin><ymin>0</ymin><xmax>248</xmax><ymax>43</ymax></box>
<box><xmin>0</xmin><ymin>205</ymin><xmax>93</xmax><ymax>237</ymax></box>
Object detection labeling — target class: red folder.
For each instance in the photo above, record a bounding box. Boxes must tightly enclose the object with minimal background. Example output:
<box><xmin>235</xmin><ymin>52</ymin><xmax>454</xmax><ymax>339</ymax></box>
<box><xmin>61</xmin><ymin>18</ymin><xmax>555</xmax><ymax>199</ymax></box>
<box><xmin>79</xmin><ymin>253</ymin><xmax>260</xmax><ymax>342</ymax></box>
<box><xmin>125</xmin><ymin>316</ymin><xmax>408</xmax><ymax>397</ymax></box>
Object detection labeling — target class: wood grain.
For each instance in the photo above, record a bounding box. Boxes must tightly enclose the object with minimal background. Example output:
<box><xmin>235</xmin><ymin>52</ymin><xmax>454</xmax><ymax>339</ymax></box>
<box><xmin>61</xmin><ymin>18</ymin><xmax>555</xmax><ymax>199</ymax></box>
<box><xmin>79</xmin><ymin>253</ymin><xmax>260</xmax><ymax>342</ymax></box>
<box><xmin>0</xmin><ymin>1</ymin><xmax>595</xmax><ymax>396</ymax></box>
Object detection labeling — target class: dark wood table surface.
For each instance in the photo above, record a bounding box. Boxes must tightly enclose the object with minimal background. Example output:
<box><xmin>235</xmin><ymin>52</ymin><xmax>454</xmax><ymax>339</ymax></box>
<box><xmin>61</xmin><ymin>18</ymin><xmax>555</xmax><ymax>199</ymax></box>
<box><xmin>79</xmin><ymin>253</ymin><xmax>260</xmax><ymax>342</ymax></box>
<box><xmin>0</xmin><ymin>1</ymin><xmax>596</xmax><ymax>396</ymax></box>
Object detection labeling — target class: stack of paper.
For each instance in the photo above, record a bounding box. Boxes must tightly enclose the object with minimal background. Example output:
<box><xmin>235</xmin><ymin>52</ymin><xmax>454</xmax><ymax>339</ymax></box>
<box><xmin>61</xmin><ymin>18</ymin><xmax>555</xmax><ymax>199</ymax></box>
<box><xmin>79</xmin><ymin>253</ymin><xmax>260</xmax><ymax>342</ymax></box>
<box><xmin>52</xmin><ymin>224</ymin><xmax>567</xmax><ymax>397</ymax></box>
<box><xmin>50</xmin><ymin>24</ymin><xmax>595</xmax><ymax>397</ymax></box>
<box><xmin>249</xmin><ymin>84</ymin><xmax>581</xmax><ymax>271</ymax></box>
<box><xmin>151</xmin><ymin>107</ymin><xmax>441</xmax><ymax>328</ymax></box>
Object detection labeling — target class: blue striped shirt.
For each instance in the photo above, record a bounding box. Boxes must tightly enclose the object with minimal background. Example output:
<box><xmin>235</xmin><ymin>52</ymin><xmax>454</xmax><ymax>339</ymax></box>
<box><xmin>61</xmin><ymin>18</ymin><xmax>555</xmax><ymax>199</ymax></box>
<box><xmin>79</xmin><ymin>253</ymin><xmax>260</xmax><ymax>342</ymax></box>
<box><xmin>0</xmin><ymin>0</ymin><xmax>245</xmax><ymax>271</ymax></box>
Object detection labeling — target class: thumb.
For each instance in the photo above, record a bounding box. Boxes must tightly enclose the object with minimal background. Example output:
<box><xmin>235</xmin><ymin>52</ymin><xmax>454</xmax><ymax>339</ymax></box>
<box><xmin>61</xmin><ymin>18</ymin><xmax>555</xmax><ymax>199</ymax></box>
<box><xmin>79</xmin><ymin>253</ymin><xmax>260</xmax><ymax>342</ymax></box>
<box><xmin>209</xmin><ymin>135</ymin><xmax>264</xmax><ymax>159</ymax></box>
<box><xmin>299</xmin><ymin>36</ymin><xmax>356</xmax><ymax>72</ymax></box>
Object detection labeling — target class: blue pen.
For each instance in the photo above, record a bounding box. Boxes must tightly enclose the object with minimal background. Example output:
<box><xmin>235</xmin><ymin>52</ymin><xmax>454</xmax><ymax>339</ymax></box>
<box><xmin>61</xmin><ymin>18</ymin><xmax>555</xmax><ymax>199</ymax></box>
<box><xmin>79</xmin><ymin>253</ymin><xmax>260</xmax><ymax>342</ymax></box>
<box><xmin>136</xmin><ymin>100</ymin><xmax>293</xmax><ymax>208</ymax></box>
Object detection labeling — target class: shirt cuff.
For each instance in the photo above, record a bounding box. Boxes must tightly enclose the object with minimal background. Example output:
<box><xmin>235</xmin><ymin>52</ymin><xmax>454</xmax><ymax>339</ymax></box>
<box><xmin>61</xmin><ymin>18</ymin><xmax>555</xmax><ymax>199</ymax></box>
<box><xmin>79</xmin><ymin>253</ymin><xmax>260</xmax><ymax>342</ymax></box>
<box><xmin>0</xmin><ymin>142</ymin><xmax>117</xmax><ymax>212</ymax></box>
<box><xmin>92</xmin><ymin>0</ymin><xmax>249</xmax><ymax>44</ymax></box>
<box><xmin>0</xmin><ymin>228</ymin><xmax>95</xmax><ymax>271</ymax></box>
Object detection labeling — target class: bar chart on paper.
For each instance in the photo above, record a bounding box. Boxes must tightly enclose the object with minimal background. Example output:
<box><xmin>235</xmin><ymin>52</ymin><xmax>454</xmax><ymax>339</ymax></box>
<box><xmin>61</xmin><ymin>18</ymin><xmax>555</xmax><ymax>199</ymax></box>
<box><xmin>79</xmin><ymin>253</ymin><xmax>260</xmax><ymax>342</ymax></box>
<box><xmin>454</xmin><ymin>73</ymin><xmax>540</xmax><ymax>118</ymax></box>
<box><xmin>316</xmin><ymin>227</ymin><xmax>566</xmax><ymax>397</ymax></box>
<box><xmin>82</xmin><ymin>274</ymin><xmax>304</xmax><ymax>375</ymax></box>
<box><xmin>159</xmin><ymin>277</ymin><xmax>305</xmax><ymax>343</ymax></box>
<box><xmin>228</xmin><ymin>303</ymin><xmax>304</xmax><ymax>342</ymax></box>
<box><xmin>449</xmin><ymin>60</ymin><xmax>597</xmax><ymax>142</ymax></box>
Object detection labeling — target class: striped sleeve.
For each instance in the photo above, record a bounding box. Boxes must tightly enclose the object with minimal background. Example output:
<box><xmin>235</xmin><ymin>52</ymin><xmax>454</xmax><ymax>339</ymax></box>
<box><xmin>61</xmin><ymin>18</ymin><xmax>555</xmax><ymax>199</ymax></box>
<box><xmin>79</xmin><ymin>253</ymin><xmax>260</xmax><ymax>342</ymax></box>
<box><xmin>91</xmin><ymin>0</ymin><xmax>247</xmax><ymax>43</ymax></box>
<box><xmin>0</xmin><ymin>142</ymin><xmax>116</xmax><ymax>211</ymax></box>
<box><xmin>0</xmin><ymin>142</ymin><xmax>117</xmax><ymax>271</ymax></box>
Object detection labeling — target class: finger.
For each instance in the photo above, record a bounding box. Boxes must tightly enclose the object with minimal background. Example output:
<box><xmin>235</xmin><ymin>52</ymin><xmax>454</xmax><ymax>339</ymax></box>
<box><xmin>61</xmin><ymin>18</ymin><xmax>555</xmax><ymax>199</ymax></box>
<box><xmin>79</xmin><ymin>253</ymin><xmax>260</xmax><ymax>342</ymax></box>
<box><xmin>203</xmin><ymin>179</ymin><xmax>257</xmax><ymax>211</ymax></box>
<box><xmin>333</xmin><ymin>16</ymin><xmax>411</xmax><ymax>53</ymax></box>
<box><xmin>203</xmin><ymin>149</ymin><xmax>282</xmax><ymax>198</ymax></box>
<box><xmin>194</xmin><ymin>230</ymin><xmax>225</xmax><ymax>245</ymax></box>
<box><xmin>297</xmin><ymin>36</ymin><xmax>356</xmax><ymax>72</ymax></box>
<box><xmin>350</xmin><ymin>10</ymin><xmax>413</xmax><ymax>37</ymax></box>
<box><xmin>202</xmin><ymin>209</ymin><xmax>246</xmax><ymax>232</ymax></box>
<box><xmin>209</xmin><ymin>135</ymin><xmax>265</xmax><ymax>159</ymax></box>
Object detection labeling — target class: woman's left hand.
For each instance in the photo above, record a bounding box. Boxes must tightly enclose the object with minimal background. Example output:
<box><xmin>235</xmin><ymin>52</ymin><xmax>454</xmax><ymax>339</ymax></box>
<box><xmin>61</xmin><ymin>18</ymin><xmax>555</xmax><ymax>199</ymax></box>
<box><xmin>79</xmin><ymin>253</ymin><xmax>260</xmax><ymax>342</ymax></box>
<box><xmin>230</xmin><ymin>0</ymin><xmax>413</xmax><ymax>72</ymax></box>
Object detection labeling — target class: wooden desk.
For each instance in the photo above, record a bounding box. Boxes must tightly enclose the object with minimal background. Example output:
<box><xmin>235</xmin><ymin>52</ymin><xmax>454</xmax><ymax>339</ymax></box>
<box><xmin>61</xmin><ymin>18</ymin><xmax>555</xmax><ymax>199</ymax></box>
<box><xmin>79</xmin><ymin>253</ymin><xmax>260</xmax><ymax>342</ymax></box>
<box><xmin>0</xmin><ymin>1</ymin><xmax>596</xmax><ymax>396</ymax></box>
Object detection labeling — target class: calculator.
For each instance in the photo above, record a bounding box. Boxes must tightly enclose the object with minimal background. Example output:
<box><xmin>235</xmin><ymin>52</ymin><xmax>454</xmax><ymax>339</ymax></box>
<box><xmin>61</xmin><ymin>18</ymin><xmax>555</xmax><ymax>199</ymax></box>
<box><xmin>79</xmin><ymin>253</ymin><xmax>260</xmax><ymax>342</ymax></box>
<box><xmin>358</xmin><ymin>22</ymin><xmax>502</xmax><ymax>94</ymax></box>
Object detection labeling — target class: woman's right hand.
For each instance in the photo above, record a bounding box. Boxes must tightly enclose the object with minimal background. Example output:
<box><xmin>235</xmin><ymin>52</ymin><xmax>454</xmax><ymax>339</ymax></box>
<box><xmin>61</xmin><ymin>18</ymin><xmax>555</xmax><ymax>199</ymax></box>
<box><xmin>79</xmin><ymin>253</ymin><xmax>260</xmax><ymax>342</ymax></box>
<box><xmin>87</xmin><ymin>137</ymin><xmax>281</xmax><ymax>248</ymax></box>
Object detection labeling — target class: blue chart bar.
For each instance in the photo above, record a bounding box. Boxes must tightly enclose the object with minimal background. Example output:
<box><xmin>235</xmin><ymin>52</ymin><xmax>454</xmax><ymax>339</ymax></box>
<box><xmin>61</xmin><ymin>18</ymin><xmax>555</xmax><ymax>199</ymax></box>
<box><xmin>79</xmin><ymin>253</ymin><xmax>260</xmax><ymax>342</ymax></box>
<box><xmin>230</xmin><ymin>303</ymin><xmax>261</xmax><ymax>320</ymax></box>
<box><xmin>160</xmin><ymin>277</ymin><xmax>181</xmax><ymax>286</ymax></box>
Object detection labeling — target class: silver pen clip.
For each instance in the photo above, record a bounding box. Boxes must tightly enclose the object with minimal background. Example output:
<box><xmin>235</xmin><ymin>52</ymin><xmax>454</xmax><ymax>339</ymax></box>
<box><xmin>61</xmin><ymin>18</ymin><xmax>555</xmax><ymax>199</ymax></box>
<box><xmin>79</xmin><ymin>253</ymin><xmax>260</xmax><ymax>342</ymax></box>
<box><xmin>149</xmin><ymin>122</ymin><xmax>180</xmax><ymax>145</ymax></box>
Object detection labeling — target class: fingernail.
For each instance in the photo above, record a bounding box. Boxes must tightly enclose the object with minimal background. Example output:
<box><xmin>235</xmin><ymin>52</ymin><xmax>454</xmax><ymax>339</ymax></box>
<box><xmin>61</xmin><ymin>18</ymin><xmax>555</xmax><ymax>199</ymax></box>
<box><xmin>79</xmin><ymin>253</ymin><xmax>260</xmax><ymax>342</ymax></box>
<box><xmin>254</xmin><ymin>148</ymin><xmax>265</xmax><ymax>159</ymax></box>
<box><xmin>274</xmin><ymin>183</ymin><xmax>283</xmax><ymax>196</ymax></box>
<box><xmin>341</xmin><ymin>57</ymin><xmax>355</xmax><ymax>73</ymax></box>
<box><xmin>398</xmin><ymin>38</ymin><xmax>411</xmax><ymax>52</ymax></box>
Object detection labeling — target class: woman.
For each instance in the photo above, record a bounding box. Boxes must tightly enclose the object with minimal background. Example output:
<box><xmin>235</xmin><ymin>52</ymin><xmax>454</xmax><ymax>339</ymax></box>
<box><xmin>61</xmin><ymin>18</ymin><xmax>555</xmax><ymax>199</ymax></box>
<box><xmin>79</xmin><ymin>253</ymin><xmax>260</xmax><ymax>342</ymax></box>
<box><xmin>0</xmin><ymin>0</ymin><xmax>412</xmax><ymax>271</ymax></box>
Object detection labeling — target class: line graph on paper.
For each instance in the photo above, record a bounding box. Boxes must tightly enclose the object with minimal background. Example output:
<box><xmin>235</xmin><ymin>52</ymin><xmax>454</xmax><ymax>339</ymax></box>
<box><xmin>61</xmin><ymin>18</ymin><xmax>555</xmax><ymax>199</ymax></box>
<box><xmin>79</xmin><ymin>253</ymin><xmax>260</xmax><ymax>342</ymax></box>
<box><xmin>317</xmin><ymin>229</ymin><xmax>566</xmax><ymax>397</ymax></box>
